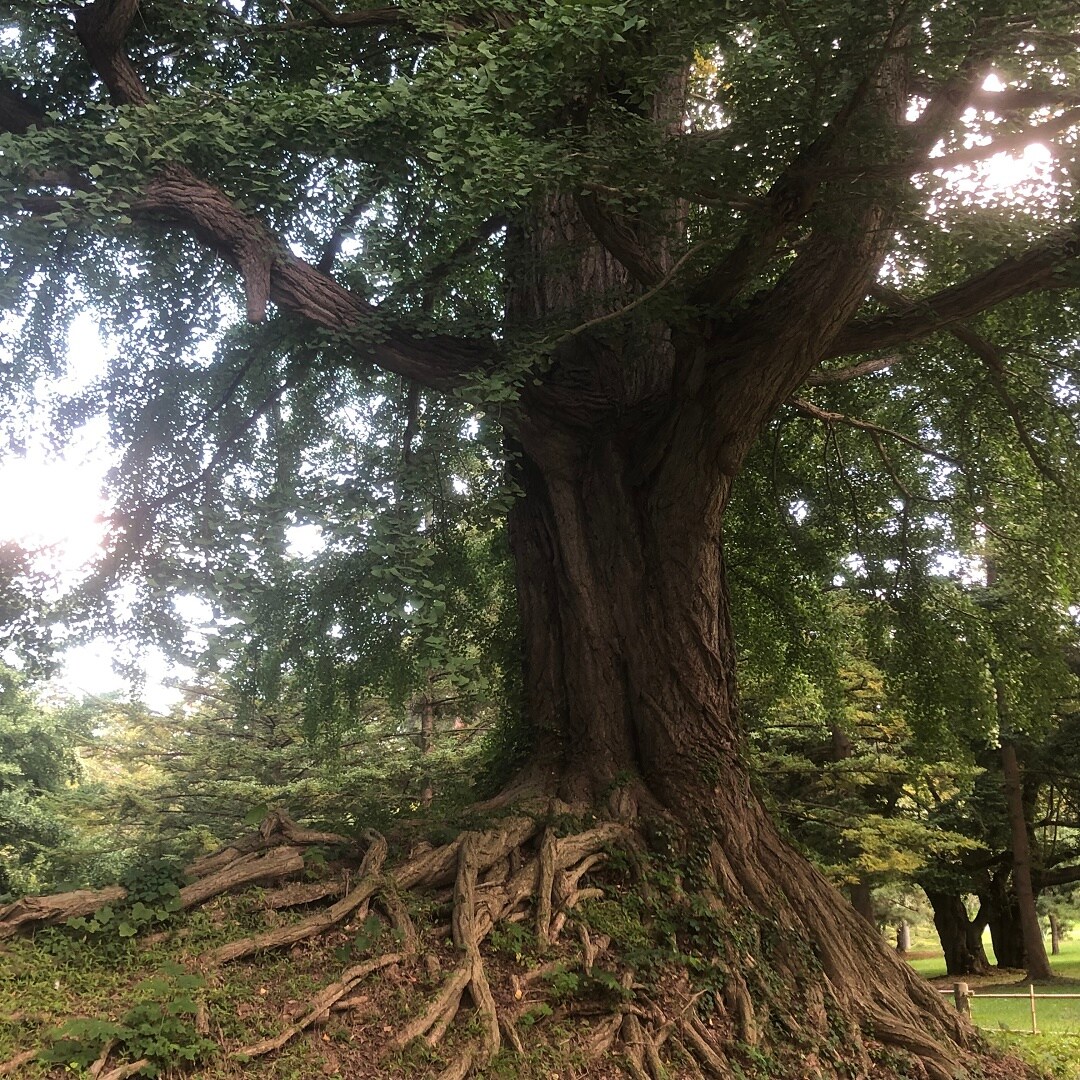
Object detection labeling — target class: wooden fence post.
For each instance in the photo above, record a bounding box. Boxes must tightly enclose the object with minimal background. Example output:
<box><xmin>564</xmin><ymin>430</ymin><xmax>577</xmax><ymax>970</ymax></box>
<box><xmin>1030</xmin><ymin>983</ymin><xmax>1038</xmax><ymax>1035</ymax></box>
<box><xmin>953</xmin><ymin>982</ymin><xmax>970</xmax><ymax>1016</ymax></box>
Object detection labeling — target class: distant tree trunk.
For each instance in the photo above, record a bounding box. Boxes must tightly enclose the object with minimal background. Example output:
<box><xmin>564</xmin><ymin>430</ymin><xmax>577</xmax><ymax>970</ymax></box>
<box><xmin>1049</xmin><ymin>912</ymin><xmax>1062</xmax><ymax>956</ymax></box>
<box><xmin>828</xmin><ymin>724</ymin><xmax>876</xmax><ymax>926</ymax></box>
<box><xmin>926</xmin><ymin>891</ymin><xmax>991</xmax><ymax>977</ymax></box>
<box><xmin>418</xmin><ymin>698</ymin><xmax>435</xmax><ymax>808</ymax></box>
<box><xmin>985</xmin><ymin>884</ymin><xmax>1026</xmax><ymax>970</ymax></box>
<box><xmin>969</xmin><ymin>899</ymin><xmax>992</xmax><ymax>971</ymax></box>
<box><xmin>1001</xmin><ymin>738</ymin><xmax>1054</xmax><ymax>980</ymax></box>
<box><xmin>413</xmin><ymin>676</ymin><xmax>437</xmax><ymax>809</ymax></box>
<box><xmin>848</xmin><ymin>881</ymin><xmax>875</xmax><ymax>924</ymax></box>
<box><xmin>896</xmin><ymin>920</ymin><xmax>911</xmax><ymax>954</ymax></box>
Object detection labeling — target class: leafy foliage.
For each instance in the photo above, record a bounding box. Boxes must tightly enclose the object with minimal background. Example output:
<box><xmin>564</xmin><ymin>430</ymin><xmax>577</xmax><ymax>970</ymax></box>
<box><xmin>40</xmin><ymin>964</ymin><xmax>215</xmax><ymax>1077</ymax></box>
<box><xmin>0</xmin><ymin>666</ymin><xmax>91</xmax><ymax>897</ymax></box>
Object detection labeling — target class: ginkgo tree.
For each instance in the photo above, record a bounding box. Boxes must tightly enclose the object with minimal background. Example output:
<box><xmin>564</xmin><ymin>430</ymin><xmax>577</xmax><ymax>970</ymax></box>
<box><xmin>3</xmin><ymin>0</ymin><xmax>1080</xmax><ymax>1076</ymax></box>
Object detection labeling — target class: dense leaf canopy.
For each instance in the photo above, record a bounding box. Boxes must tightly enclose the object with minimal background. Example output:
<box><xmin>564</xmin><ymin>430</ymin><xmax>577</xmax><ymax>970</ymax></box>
<box><xmin>0</xmin><ymin>0</ymin><xmax>1079</xmax><ymax>753</ymax></box>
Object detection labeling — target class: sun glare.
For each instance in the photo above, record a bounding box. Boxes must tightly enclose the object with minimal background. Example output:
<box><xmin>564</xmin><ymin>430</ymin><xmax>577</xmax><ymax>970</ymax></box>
<box><xmin>0</xmin><ymin>313</ymin><xmax>111</xmax><ymax>571</ymax></box>
<box><xmin>0</xmin><ymin>317</ymin><xmax>184</xmax><ymax>710</ymax></box>
<box><xmin>937</xmin><ymin>72</ymin><xmax>1061</xmax><ymax>204</ymax></box>
<box><xmin>0</xmin><ymin>429</ymin><xmax>108</xmax><ymax>568</ymax></box>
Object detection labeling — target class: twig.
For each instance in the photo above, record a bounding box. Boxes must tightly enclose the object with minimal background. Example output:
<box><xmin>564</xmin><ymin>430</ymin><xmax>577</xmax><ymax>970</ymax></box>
<box><xmin>555</xmin><ymin>242</ymin><xmax>712</xmax><ymax>344</ymax></box>
<box><xmin>788</xmin><ymin>397</ymin><xmax>959</xmax><ymax>464</ymax></box>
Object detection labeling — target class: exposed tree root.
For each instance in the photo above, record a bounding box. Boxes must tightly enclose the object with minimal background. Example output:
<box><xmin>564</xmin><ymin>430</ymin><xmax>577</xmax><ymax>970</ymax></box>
<box><xmin>234</xmin><ymin>952</ymin><xmax>407</xmax><ymax>1059</ymax></box>
<box><xmin>88</xmin><ymin>1037</ymin><xmax>117</xmax><ymax>1077</ymax></box>
<box><xmin>0</xmin><ymin>1048</ymin><xmax>38</xmax><ymax>1075</ymax></box>
<box><xmin>260</xmin><ymin>880</ymin><xmax>345</xmax><ymax>910</ymax></box>
<box><xmin>384</xmin><ymin>962</ymin><xmax>473</xmax><ymax>1054</ymax></box>
<box><xmin>0</xmin><ymin>885</ymin><xmax>128</xmax><ymax>939</ymax></box>
<box><xmin>677</xmin><ymin>1016</ymin><xmax>731</xmax><ymax>1078</ymax></box>
<box><xmin>186</xmin><ymin>809</ymin><xmax>348</xmax><ymax>879</ymax></box>
<box><xmin>0</xmin><ymin>847</ymin><xmax>304</xmax><ymax>939</ymax></box>
<box><xmin>0</xmin><ymin>810</ymin><xmax>338</xmax><ymax>939</ymax></box>
<box><xmin>202</xmin><ymin>830</ymin><xmax>388</xmax><ymax>965</ymax></box>
<box><xmin>871</xmin><ymin>1012</ymin><xmax>964</xmax><ymax>1080</ymax></box>
<box><xmin>98</xmin><ymin>1060</ymin><xmax>150</xmax><ymax>1080</ymax></box>
<box><xmin>0</xmin><ymin>809</ymin><xmax>1040</xmax><ymax>1080</ymax></box>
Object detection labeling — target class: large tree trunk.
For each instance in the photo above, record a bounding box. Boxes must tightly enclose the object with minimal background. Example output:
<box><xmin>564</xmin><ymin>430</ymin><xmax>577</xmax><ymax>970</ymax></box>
<box><xmin>493</xmin><ymin>40</ymin><xmax>976</xmax><ymax>1065</ymax></box>
<box><xmin>983</xmin><ymin>871</ymin><xmax>1026</xmax><ymax>970</ymax></box>
<box><xmin>508</xmin><ymin>425</ymin><xmax>737</xmax><ymax>815</ymax></box>
<box><xmin>501</xmin><ymin>329</ymin><xmax>973</xmax><ymax>1074</ymax></box>
<box><xmin>1001</xmin><ymin>738</ymin><xmax>1054</xmax><ymax>980</ymax></box>
<box><xmin>927</xmin><ymin>891</ymin><xmax>991</xmax><ymax>977</ymax></box>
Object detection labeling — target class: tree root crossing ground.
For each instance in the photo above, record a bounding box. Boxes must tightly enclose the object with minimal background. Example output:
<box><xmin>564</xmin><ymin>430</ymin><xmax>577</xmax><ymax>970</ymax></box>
<box><xmin>0</xmin><ymin>809</ymin><xmax>1037</xmax><ymax>1079</ymax></box>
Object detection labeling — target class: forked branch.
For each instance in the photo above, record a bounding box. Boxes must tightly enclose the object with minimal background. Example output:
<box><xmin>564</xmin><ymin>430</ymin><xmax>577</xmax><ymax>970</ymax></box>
<box><xmin>788</xmin><ymin>397</ymin><xmax>958</xmax><ymax>464</ymax></box>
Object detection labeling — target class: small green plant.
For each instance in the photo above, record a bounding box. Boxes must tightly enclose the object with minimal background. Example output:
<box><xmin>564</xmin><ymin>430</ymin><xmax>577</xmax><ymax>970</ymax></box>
<box><xmin>588</xmin><ymin>967</ymin><xmax>632</xmax><ymax>1000</ymax></box>
<box><xmin>987</xmin><ymin>1032</ymin><xmax>1080</xmax><ymax>1079</ymax></box>
<box><xmin>334</xmin><ymin>912</ymin><xmax>385</xmax><ymax>963</ymax></box>
<box><xmin>518</xmin><ymin>1002</ymin><xmax>554</xmax><ymax>1028</ymax></box>
<box><xmin>65</xmin><ymin>858</ymin><xmax>186</xmax><ymax>942</ymax></box>
<box><xmin>543</xmin><ymin>967</ymin><xmax>581</xmax><ymax>1001</ymax></box>
<box><xmin>489</xmin><ymin>920</ymin><xmax>535</xmax><ymax>961</ymax></box>
<box><xmin>40</xmin><ymin>964</ymin><xmax>215</xmax><ymax>1076</ymax></box>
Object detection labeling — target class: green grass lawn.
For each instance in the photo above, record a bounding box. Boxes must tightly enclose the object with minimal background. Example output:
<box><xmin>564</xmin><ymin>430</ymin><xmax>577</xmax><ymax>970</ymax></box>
<box><xmin>906</xmin><ymin>934</ymin><xmax>1080</xmax><ymax>983</ymax></box>
<box><xmin>906</xmin><ymin>933</ymin><xmax>1080</xmax><ymax>1078</ymax></box>
<box><xmin>906</xmin><ymin>934</ymin><xmax>1080</xmax><ymax>1032</ymax></box>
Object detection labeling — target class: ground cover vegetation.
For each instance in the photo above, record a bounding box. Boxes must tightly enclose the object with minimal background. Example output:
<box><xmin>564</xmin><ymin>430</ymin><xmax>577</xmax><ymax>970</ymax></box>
<box><xmin>4</xmin><ymin>0</ymin><xmax>1080</xmax><ymax>1076</ymax></box>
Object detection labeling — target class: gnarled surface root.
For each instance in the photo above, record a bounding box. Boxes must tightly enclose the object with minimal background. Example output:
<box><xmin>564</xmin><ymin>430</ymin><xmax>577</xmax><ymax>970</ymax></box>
<box><xmin>0</xmin><ymin>809</ymin><xmax>1039</xmax><ymax>1080</ymax></box>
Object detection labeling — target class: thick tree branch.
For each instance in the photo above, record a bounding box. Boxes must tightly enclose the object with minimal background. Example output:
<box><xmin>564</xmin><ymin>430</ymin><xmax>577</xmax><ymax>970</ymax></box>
<box><xmin>6</xmin><ymin>1</ymin><xmax>497</xmax><ymax>390</ymax></box>
<box><xmin>132</xmin><ymin>167</ymin><xmax>493</xmax><ymax>385</ymax></box>
<box><xmin>829</xmin><ymin>227</ymin><xmax>1080</xmax><ymax>357</ymax></box>
<box><xmin>74</xmin><ymin>0</ymin><xmax>148</xmax><ymax>106</ymax></box>
<box><xmin>803</xmin><ymin>355</ymin><xmax>900</xmax><ymax>386</ymax></box>
<box><xmin>575</xmin><ymin>193</ymin><xmax>665</xmax><ymax>288</ymax></box>
<box><xmin>1038</xmin><ymin>861</ymin><xmax>1080</xmax><ymax>889</ymax></box>
<box><xmin>136</xmin><ymin>167</ymin><xmax>277</xmax><ymax>322</ymax></box>
<box><xmin>966</xmin><ymin>86</ymin><xmax>1080</xmax><ymax>113</ymax></box>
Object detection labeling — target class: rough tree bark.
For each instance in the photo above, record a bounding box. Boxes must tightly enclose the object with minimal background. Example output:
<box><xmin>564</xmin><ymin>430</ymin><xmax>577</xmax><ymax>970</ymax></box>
<box><xmin>1001</xmin><ymin>738</ymin><xmax>1054</xmax><ymax>980</ymax></box>
<box><xmin>6</xmin><ymin>2</ymin><xmax>1066</xmax><ymax>1075</ymax></box>
<box><xmin>502</xmin><ymin>376</ymin><xmax>975</xmax><ymax>1073</ymax></box>
<box><xmin>926</xmin><ymin>891</ymin><xmax>991</xmax><ymax>978</ymax></box>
